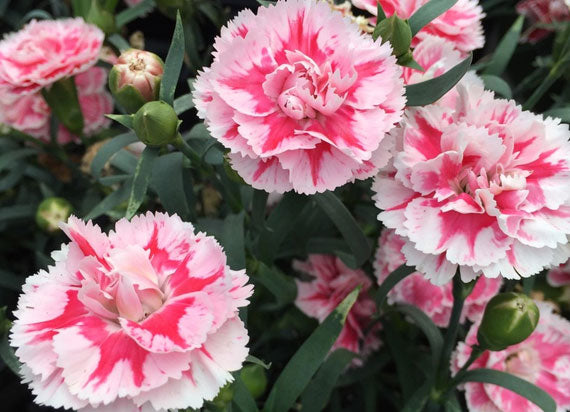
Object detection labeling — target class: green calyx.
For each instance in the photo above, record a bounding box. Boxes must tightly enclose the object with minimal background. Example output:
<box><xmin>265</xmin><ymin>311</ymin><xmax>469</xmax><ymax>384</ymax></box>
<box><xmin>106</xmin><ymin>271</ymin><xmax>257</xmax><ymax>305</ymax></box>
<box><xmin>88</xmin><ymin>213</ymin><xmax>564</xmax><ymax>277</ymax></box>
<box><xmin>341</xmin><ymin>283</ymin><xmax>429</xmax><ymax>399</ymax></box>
<box><xmin>373</xmin><ymin>14</ymin><xmax>413</xmax><ymax>59</ymax></box>
<box><xmin>477</xmin><ymin>292</ymin><xmax>540</xmax><ymax>351</ymax></box>
<box><xmin>133</xmin><ymin>101</ymin><xmax>180</xmax><ymax>147</ymax></box>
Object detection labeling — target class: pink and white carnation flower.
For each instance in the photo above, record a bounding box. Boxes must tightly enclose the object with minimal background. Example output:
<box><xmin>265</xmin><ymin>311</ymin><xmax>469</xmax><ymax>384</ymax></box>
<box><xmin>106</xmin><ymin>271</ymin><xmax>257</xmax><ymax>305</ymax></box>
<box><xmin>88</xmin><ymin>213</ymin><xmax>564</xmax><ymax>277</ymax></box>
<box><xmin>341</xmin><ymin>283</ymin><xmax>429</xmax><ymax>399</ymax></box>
<box><xmin>547</xmin><ymin>260</ymin><xmax>570</xmax><ymax>287</ymax></box>
<box><xmin>193</xmin><ymin>0</ymin><xmax>405</xmax><ymax>194</ymax></box>
<box><xmin>375</xmin><ymin>229</ymin><xmax>502</xmax><ymax>327</ymax></box>
<box><xmin>452</xmin><ymin>301</ymin><xmax>570</xmax><ymax>412</ymax></box>
<box><xmin>372</xmin><ymin>76</ymin><xmax>570</xmax><ymax>285</ymax></box>
<box><xmin>0</xmin><ymin>67</ymin><xmax>113</xmax><ymax>144</ymax></box>
<box><xmin>294</xmin><ymin>254</ymin><xmax>381</xmax><ymax>362</ymax></box>
<box><xmin>0</xmin><ymin>18</ymin><xmax>103</xmax><ymax>95</ymax></box>
<box><xmin>516</xmin><ymin>0</ymin><xmax>570</xmax><ymax>43</ymax></box>
<box><xmin>351</xmin><ymin>0</ymin><xmax>485</xmax><ymax>53</ymax></box>
<box><xmin>11</xmin><ymin>212</ymin><xmax>253</xmax><ymax>411</ymax></box>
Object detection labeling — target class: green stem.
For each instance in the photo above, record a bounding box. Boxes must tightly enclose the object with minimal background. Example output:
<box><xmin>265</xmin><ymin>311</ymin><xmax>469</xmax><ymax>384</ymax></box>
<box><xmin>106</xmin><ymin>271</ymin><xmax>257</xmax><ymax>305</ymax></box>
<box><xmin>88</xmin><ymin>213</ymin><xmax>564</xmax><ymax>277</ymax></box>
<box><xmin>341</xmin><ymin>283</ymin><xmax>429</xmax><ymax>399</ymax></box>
<box><xmin>450</xmin><ymin>346</ymin><xmax>484</xmax><ymax>385</ymax></box>
<box><xmin>523</xmin><ymin>52</ymin><xmax>570</xmax><ymax>110</ymax></box>
<box><xmin>172</xmin><ymin>133</ymin><xmax>202</xmax><ymax>166</ymax></box>
<box><xmin>435</xmin><ymin>275</ymin><xmax>476</xmax><ymax>389</ymax></box>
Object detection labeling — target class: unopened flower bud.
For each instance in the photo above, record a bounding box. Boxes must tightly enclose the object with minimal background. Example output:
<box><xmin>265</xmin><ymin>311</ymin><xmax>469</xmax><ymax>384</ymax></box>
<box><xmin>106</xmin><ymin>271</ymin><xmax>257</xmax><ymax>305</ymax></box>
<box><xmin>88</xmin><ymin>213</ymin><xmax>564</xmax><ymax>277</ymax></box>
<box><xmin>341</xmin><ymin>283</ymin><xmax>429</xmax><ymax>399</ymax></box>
<box><xmin>373</xmin><ymin>14</ymin><xmax>413</xmax><ymax>59</ymax></box>
<box><xmin>109</xmin><ymin>49</ymin><xmax>164</xmax><ymax>113</ymax></box>
<box><xmin>240</xmin><ymin>365</ymin><xmax>267</xmax><ymax>399</ymax></box>
<box><xmin>133</xmin><ymin>101</ymin><xmax>180</xmax><ymax>146</ymax></box>
<box><xmin>477</xmin><ymin>292</ymin><xmax>539</xmax><ymax>351</ymax></box>
<box><xmin>36</xmin><ymin>197</ymin><xmax>73</xmax><ymax>233</ymax></box>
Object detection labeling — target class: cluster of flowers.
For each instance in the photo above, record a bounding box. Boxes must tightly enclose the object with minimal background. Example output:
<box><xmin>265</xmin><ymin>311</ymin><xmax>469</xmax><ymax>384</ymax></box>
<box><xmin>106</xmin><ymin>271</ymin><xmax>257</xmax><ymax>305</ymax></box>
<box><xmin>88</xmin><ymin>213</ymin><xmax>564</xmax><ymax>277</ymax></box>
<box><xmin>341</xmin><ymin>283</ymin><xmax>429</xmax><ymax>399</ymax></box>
<box><xmin>3</xmin><ymin>0</ymin><xmax>570</xmax><ymax>411</ymax></box>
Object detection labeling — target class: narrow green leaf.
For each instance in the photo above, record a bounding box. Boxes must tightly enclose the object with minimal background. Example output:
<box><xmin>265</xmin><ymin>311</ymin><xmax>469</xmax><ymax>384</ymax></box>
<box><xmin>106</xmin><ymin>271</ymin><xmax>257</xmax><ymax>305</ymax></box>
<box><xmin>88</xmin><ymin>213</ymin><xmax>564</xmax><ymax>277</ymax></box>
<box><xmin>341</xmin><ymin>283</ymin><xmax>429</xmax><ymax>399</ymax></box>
<box><xmin>115</xmin><ymin>0</ymin><xmax>155</xmax><ymax>26</ymax></box>
<box><xmin>173</xmin><ymin>93</ymin><xmax>195</xmax><ymax>115</ymax></box>
<box><xmin>409</xmin><ymin>0</ymin><xmax>458</xmax><ymax>36</ymax></box>
<box><xmin>126</xmin><ymin>147</ymin><xmax>159</xmax><ymax>219</ymax></box>
<box><xmin>0</xmin><ymin>205</ymin><xmax>35</xmax><ymax>222</ymax></box>
<box><xmin>401</xmin><ymin>380</ymin><xmax>432</xmax><ymax>412</ymax></box>
<box><xmin>222</xmin><ymin>212</ymin><xmax>246</xmax><ymax>269</ymax></box>
<box><xmin>150</xmin><ymin>153</ymin><xmax>191</xmax><ymax>219</ymax></box>
<box><xmin>160</xmin><ymin>12</ymin><xmax>185</xmax><ymax>105</ymax></box>
<box><xmin>405</xmin><ymin>54</ymin><xmax>472</xmax><ymax>106</ymax></box>
<box><xmin>392</xmin><ymin>304</ymin><xmax>443</xmax><ymax>368</ymax></box>
<box><xmin>457</xmin><ymin>369</ymin><xmax>556</xmax><ymax>412</ymax></box>
<box><xmin>91</xmin><ymin>132</ymin><xmax>138</xmax><ymax>178</ymax></box>
<box><xmin>314</xmin><ymin>191</ymin><xmax>371</xmax><ymax>267</ymax></box>
<box><xmin>0</xmin><ymin>334</ymin><xmax>20</xmax><ymax>376</ymax></box>
<box><xmin>246</xmin><ymin>355</ymin><xmax>271</xmax><ymax>370</ymax></box>
<box><xmin>375</xmin><ymin>264</ymin><xmax>415</xmax><ymax>309</ymax></box>
<box><xmin>256</xmin><ymin>193</ymin><xmax>308</xmax><ymax>264</ymax></box>
<box><xmin>256</xmin><ymin>263</ymin><xmax>297</xmax><ymax>309</ymax></box>
<box><xmin>233</xmin><ymin>376</ymin><xmax>260</xmax><ymax>412</ymax></box>
<box><xmin>305</xmin><ymin>237</ymin><xmax>356</xmax><ymax>268</ymax></box>
<box><xmin>376</xmin><ymin>3</ymin><xmax>387</xmax><ymax>21</ymax></box>
<box><xmin>263</xmin><ymin>288</ymin><xmax>360</xmax><ymax>412</ymax></box>
<box><xmin>107</xmin><ymin>33</ymin><xmax>130</xmax><ymax>52</ymax></box>
<box><xmin>544</xmin><ymin>106</ymin><xmax>570</xmax><ymax>122</ymax></box>
<box><xmin>483</xmin><ymin>16</ymin><xmax>524</xmax><ymax>76</ymax></box>
<box><xmin>0</xmin><ymin>148</ymin><xmax>37</xmax><ymax>172</ymax></box>
<box><xmin>256</xmin><ymin>0</ymin><xmax>273</xmax><ymax>6</ymax></box>
<box><xmin>84</xmin><ymin>180</ymin><xmax>132</xmax><ymax>220</ymax></box>
<box><xmin>301</xmin><ymin>349</ymin><xmax>356</xmax><ymax>412</ymax></box>
<box><xmin>480</xmin><ymin>74</ymin><xmax>512</xmax><ymax>98</ymax></box>
<box><xmin>106</xmin><ymin>114</ymin><xmax>134</xmax><ymax>129</ymax></box>
<box><xmin>0</xmin><ymin>163</ymin><xmax>26</xmax><ymax>191</ymax></box>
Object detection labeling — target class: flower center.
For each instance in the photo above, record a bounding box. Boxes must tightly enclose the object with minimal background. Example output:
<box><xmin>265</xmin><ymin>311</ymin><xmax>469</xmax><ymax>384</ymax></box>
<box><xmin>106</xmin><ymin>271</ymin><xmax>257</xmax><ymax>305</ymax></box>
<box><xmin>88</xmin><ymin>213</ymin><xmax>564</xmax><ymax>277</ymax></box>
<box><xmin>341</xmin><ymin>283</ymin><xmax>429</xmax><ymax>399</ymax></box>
<box><xmin>263</xmin><ymin>49</ymin><xmax>356</xmax><ymax>121</ymax></box>
<box><xmin>129</xmin><ymin>57</ymin><xmax>146</xmax><ymax>72</ymax></box>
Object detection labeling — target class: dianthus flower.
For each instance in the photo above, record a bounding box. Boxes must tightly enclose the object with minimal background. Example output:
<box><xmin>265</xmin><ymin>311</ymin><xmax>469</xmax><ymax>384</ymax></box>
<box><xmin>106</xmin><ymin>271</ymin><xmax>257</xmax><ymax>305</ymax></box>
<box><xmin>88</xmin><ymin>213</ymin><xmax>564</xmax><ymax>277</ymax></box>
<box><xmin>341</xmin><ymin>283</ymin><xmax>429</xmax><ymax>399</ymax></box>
<box><xmin>0</xmin><ymin>18</ymin><xmax>103</xmax><ymax>95</ymax></box>
<box><xmin>0</xmin><ymin>67</ymin><xmax>113</xmax><ymax>144</ymax></box>
<box><xmin>516</xmin><ymin>0</ymin><xmax>570</xmax><ymax>43</ymax></box>
<box><xmin>547</xmin><ymin>260</ymin><xmax>570</xmax><ymax>287</ymax></box>
<box><xmin>11</xmin><ymin>212</ymin><xmax>253</xmax><ymax>411</ymax></box>
<box><xmin>375</xmin><ymin>229</ymin><xmax>502</xmax><ymax>326</ymax></box>
<box><xmin>193</xmin><ymin>0</ymin><xmax>405</xmax><ymax>194</ymax></box>
<box><xmin>351</xmin><ymin>0</ymin><xmax>485</xmax><ymax>53</ymax></box>
<box><xmin>373</xmin><ymin>76</ymin><xmax>570</xmax><ymax>285</ymax></box>
<box><xmin>294</xmin><ymin>255</ymin><xmax>380</xmax><ymax>363</ymax></box>
<box><xmin>452</xmin><ymin>301</ymin><xmax>570</xmax><ymax>412</ymax></box>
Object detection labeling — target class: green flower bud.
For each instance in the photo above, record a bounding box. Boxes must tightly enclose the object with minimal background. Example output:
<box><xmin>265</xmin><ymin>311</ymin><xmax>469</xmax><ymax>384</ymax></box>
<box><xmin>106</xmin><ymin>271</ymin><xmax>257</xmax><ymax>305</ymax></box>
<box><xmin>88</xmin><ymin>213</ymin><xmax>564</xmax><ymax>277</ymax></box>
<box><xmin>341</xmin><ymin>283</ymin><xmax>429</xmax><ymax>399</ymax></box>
<box><xmin>240</xmin><ymin>365</ymin><xmax>267</xmax><ymax>399</ymax></box>
<box><xmin>109</xmin><ymin>49</ymin><xmax>164</xmax><ymax>113</ymax></box>
<box><xmin>36</xmin><ymin>197</ymin><xmax>73</xmax><ymax>233</ymax></box>
<box><xmin>373</xmin><ymin>14</ymin><xmax>413</xmax><ymax>59</ymax></box>
<box><xmin>133</xmin><ymin>101</ymin><xmax>180</xmax><ymax>146</ymax></box>
<box><xmin>477</xmin><ymin>292</ymin><xmax>540</xmax><ymax>351</ymax></box>
<box><xmin>86</xmin><ymin>0</ymin><xmax>116</xmax><ymax>35</ymax></box>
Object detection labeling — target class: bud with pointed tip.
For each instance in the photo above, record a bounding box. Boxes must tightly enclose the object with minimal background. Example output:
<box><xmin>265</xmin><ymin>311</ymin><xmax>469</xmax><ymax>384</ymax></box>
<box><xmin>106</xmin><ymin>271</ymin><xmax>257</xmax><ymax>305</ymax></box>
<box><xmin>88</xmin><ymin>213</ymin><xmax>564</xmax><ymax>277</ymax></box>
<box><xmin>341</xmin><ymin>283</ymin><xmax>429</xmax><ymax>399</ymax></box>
<box><xmin>36</xmin><ymin>197</ymin><xmax>73</xmax><ymax>233</ymax></box>
<box><xmin>109</xmin><ymin>49</ymin><xmax>164</xmax><ymax>113</ymax></box>
<box><xmin>133</xmin><ymin>101</ymin><xmax>180</xmax><ymax>146</ymax></box>
<box><xmin>477</xmin><ymin>292</ymin><xmax>540</xmax><ymax>351</ymax></box>
<box><xmin>373</xmin><ymin>14</ymin><xmax>413</xmax><ymax>59</ymax></box>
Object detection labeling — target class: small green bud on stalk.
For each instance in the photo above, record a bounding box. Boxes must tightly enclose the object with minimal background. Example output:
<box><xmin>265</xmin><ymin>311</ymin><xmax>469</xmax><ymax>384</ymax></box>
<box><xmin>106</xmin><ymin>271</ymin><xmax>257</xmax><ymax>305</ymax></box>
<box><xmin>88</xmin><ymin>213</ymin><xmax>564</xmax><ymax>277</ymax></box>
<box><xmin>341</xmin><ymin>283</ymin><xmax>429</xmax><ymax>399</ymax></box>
<box><xmin>109</xmin><ymin>49</ymin><xmax>164</xmax><ymax>113</ymax></box>
<box><xmin>36</xmin><ymin>197</ymin><xmax>73</xmax><ymax>233</ymax></box>
<box><xmin>373</xmin><ymin>14</ymin><xmax>413</xmax><ymax>59</ymax></box>
<box><xmin>133</xmin><ymin>101</ymin><xmax>180</xmax><ymax>146</ymax></box>
<box><xmin>477</xmin><ymin>292</ymin><xmax>540</xmax><ymax>351</ymax></box>
<box><xmin>240</xmin><ymin>364</ymin><xmax>268</xmax><ymax>399</ymax></box>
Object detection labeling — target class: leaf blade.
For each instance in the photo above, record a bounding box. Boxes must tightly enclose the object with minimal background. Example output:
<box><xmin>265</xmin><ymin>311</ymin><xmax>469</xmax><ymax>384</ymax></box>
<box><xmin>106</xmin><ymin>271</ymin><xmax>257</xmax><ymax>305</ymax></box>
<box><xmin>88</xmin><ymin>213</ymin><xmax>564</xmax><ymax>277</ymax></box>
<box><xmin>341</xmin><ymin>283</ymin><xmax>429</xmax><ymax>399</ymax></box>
<box><xmin>126</xmin><ymin>147</ymin><xmax>159</xmax><ymax>219</ymax></box>
<box><xmin>263</xmin><ymin>288</ymin><xmax>360</xmax><ymax>412</ymax></box>
<box><xmin>160</xmin><ymin>12</ymin><xmax>185</xmax><ymax>105</ymax></box>
<box><xmin>405</xmin><ymin>54</ymin><xmax>472</xmax><ymax>106</ymax></box>
<box><xmin>409</xmin><ymin>0</ymin><xmax>458</xmax><ymax>37</ymax></box>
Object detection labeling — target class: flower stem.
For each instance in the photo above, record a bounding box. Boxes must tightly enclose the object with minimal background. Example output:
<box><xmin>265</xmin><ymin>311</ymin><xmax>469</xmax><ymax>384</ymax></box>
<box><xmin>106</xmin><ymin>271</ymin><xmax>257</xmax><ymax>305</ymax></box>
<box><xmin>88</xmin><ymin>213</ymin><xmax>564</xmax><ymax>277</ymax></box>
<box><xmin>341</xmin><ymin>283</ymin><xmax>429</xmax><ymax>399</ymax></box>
<box><xmin>172</xmin><ymin>133</ymin><xmax>202</xmax><ymax>166</ymax></box>
<box><xmin>434</xmin><ymin>274</ymin><xmax>476</xmax><ymax>393</ymax></box>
